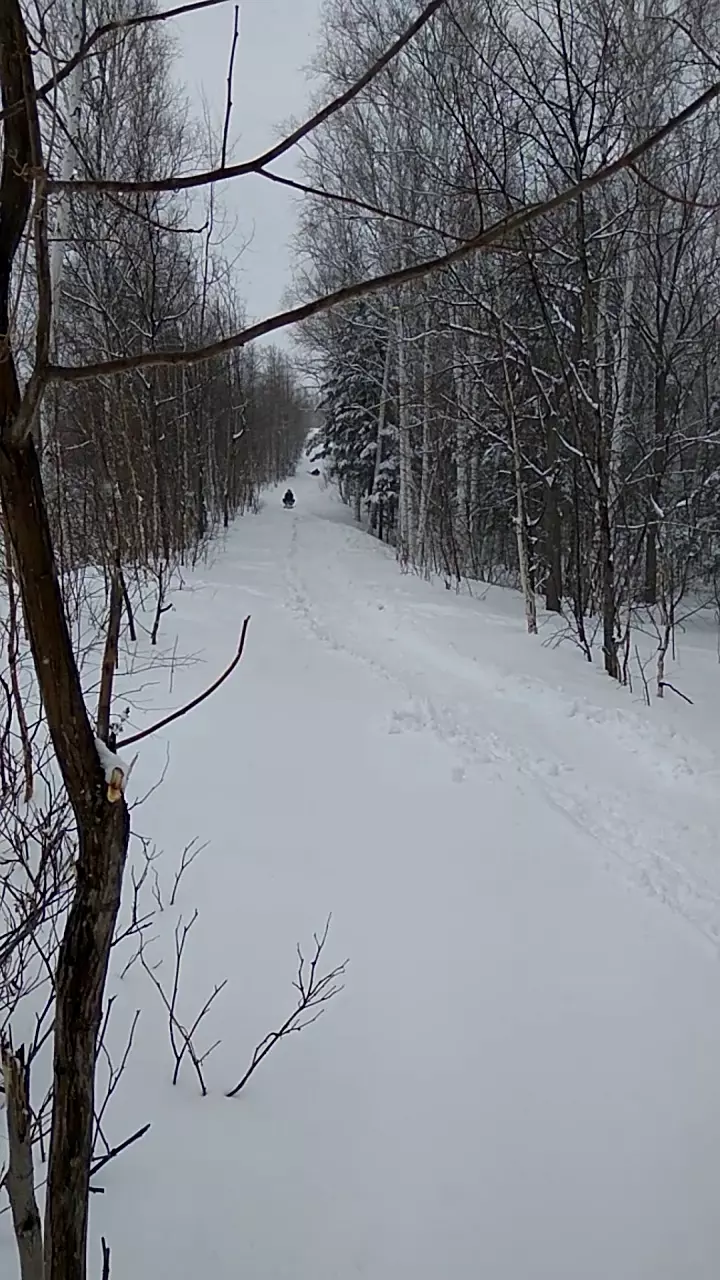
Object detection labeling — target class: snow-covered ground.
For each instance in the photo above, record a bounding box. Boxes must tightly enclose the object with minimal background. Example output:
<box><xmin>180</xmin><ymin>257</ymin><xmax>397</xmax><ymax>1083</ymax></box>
<box><xmin>7</xmin><ymin>467</ymin><xmax>720</xmax><ymax>1278</ymax></box>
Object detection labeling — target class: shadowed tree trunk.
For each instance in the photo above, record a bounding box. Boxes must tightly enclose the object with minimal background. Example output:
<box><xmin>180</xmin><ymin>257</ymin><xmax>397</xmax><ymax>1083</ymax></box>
<box><xmin>0</xmin><ymin>4</ymin><xmax>132</xmax><ymax>1279</ymax></box>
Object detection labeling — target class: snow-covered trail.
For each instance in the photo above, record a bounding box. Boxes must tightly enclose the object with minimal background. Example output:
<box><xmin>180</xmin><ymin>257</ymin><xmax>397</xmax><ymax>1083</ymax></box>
<box><xmin>286</xmin><ymin>472</ymin><xmax>720</xmax><ymax>951</ymax></box>
<box><xmin>63</xmin><ymin>475</ymin><xmax>720</xmax><ymax>1276</ymax></box>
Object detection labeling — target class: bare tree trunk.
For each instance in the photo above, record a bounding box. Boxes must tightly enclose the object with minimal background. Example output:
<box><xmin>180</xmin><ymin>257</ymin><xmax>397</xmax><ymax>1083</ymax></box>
<box><xmin>610</xmin><ymin>220</ymin><xmax>638</xmax><ymax>495</ymax></box>
<box><xmin>96</xmin><ymin>568</ymin><xmax>124</xmax><ymax>742</ymax></box>
<box><xmin>396</xmin><ymin>302</ymin><xmax>415</xmax><ymax>561</ymax></box>
<box><xmin>40</xmin><ymin>0</ymin><xmax>85</xmax><ymax>472</ymax></box>
<box><xmin>1</xmin><ymin>1046</ymin><xmax>44</xmax><ymax>1280</ymax></box>
<box><xmin>469</xmin><ymin>442</ymin><xmax>481</xmax><ymax>577</ymax></box>
<box><xmin>499</xmin><ymin>320</ymin><xmax>537</xmax><ymax>634</ymax></box>
<box><xmin>453</xmin><ymin>355</ymin><xmax>470</xmax><ymax>575</ymax></box>
<box><xmin>0</xmin><ymin>14</ymin><xmax>131</xmax><ymax>1278</ymax></box>
<box><xmin>543</xmin><ymin>408</ymin><xmax>563</xmax><ymax>613</ymax></box>
<box><xmin>2</xmin><ymin>522</ymin><xmax>34</xmax><ymax>800</ymax></box>
<box><xmin>598</xmin><ymin>477</ymin><xmax>619</xmax><ymax>678</ymax></box>
<box><xmin>49</xmin><ymin>0</ymin><xmax>85</xmax><ymax>319</ymax></box>
<box><xmin>370</xmin><ymin>327</ymin><xmax>391</xmax><ymax>535</ymax></box>
<box><xmin>417</xmin><ymin>322</ymin><xmax>432</xmax><ymax>561</ymax></box>
<box><xmin>644</xmin><ymin>365</ymin><xmax>667</xmax><ymax>605</ymax></box>
<box><xmin>511</xmin><ymin>423</ymin><xmax>537</xmax><ymax>635</ymax></box>
<box><xmin>1</xmin><ymin>437</ymin><xmax>132</xmax><ymax>1280</ymax></box>
<box><xmin>655</xmin><ymin>540</ymin><xmax>674</xmax><ymax>700</ymax></box>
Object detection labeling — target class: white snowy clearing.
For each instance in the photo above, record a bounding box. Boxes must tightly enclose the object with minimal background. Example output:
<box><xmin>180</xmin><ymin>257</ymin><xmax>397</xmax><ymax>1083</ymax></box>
<box><xmin>7</xmin><ymin>466</ymin><xmax>720</xmax><ymax>1279</ymax></box>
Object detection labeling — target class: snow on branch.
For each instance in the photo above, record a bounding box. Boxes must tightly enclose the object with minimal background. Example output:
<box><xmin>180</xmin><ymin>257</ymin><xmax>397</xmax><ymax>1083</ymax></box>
<box><xmin>94</xmin><ymin>738</ymin><xmax>134</xmax><ymax>804</ymax></box>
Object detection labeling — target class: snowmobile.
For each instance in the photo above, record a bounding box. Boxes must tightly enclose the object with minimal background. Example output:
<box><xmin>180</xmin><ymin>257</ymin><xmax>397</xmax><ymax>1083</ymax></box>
<box><xmin>282</xmin><ymin>489</ymin><xmax>296</xmax><ymax>509</ymax></box>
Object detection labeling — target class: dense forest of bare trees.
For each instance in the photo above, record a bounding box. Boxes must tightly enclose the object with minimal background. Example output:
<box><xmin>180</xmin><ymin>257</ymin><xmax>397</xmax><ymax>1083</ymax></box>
<box><xmin>42</xmin><ymin>0</ymin><xmax>309</xmax><ymax>573</ymax></box>
<box><xmin>0</xmin><ymin>3</ymin><xmax>308</xmax><ymax>1277</ymax></box>
<box><xmin>294</xmin><ymin>0</ymin><xmax>720</xmax><ymax>681</ymax></box>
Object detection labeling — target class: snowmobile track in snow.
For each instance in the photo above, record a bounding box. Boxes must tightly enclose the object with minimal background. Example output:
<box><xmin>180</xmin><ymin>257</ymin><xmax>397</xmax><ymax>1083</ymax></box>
<box><xmin>285</xmin><ymin>510</ymin><xmax>720</xmax><ymax>956</ymax></box>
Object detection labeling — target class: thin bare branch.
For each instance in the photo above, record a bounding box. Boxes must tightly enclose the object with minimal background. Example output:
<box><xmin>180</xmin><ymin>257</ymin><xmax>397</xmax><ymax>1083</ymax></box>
<box><xmin>140</xmin><ymin>912</ymin><xmax>226</xmax><ymax>1095</ymax></box>
<box><xmin>220</xmin><ymin>5</ymin><xmax>240</xmax><ymax>170</ymax></box>
<box><xmin>117</xmin><ymin>616</ymin><xmax>250</xmax><ymax>747</ymax></box>
<box><xmin>0</xmin><ymin>0</ymin><xmax>229</xmax><ymax>129</ymax></box>
<box><xmin>255</xmin><ymin>165</ymin><xmax>466</xmax><ymax>242</ymax></box>
<box><xmin>227</xmin><ymin>918</ymin><xmax>348</xmax><ymax>1098</ymax></box>
<box><xmin>629</xmin><ymin>161</ymin><xmax>720</xmax><ymax>211</ymax></box>
<box><xmin>90</xmin><ymin>1122</ymin><xmax>151</xmax><ymax>1179</ymax></box>
<box><xmin>169</xmin><ymin>838</ymin><xmax>207</xmax><ymax>907</ymax></box>
<box><xmin>44</xmin><ymin>72</ymin><xmax>720</xmax><ymax>385</ymax></box>
<box><xmin>48</xmin><ymin>0</ymin><xmax>448</xmax><ymax>195</ymax></box>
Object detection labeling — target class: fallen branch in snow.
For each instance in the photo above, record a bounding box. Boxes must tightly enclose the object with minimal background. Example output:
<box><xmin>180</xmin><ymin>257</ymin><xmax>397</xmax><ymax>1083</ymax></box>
<box><xmin>227</xmin><ymin>917</ymin><xmax>348</xmax><ymax>1099</ymax></box>
<box><xmin>658</xmin><ymin>681</ymin><xmax>694</xmax><ymax>705</ymax></box>
<box><xmin>117</xmin><ymin>616</ymin><xmax>251</xmax><ymax>748</ymax></box>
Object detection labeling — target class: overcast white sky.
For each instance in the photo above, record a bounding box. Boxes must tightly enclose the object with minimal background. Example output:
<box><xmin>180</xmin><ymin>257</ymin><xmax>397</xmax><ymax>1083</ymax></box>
<box><xmin>175</xmin><ymin>0</ymin><xmax>322</xmax><ymax>333</ymax></box>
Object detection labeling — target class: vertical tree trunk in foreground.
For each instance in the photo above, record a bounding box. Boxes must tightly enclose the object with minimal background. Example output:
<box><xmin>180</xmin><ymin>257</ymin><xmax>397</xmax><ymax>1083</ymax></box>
<box><xmin>0</xmin><ymin>3</ymin><xmax>132</xmax><ymax>1278</ymax></box>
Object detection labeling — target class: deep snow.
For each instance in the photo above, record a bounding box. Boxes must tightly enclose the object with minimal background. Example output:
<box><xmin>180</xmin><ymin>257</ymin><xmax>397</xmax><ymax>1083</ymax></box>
<box><xmin>6</xmin><ymin>467</ymin><xmax>720</xmax><ymax>1278</ymax></box>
